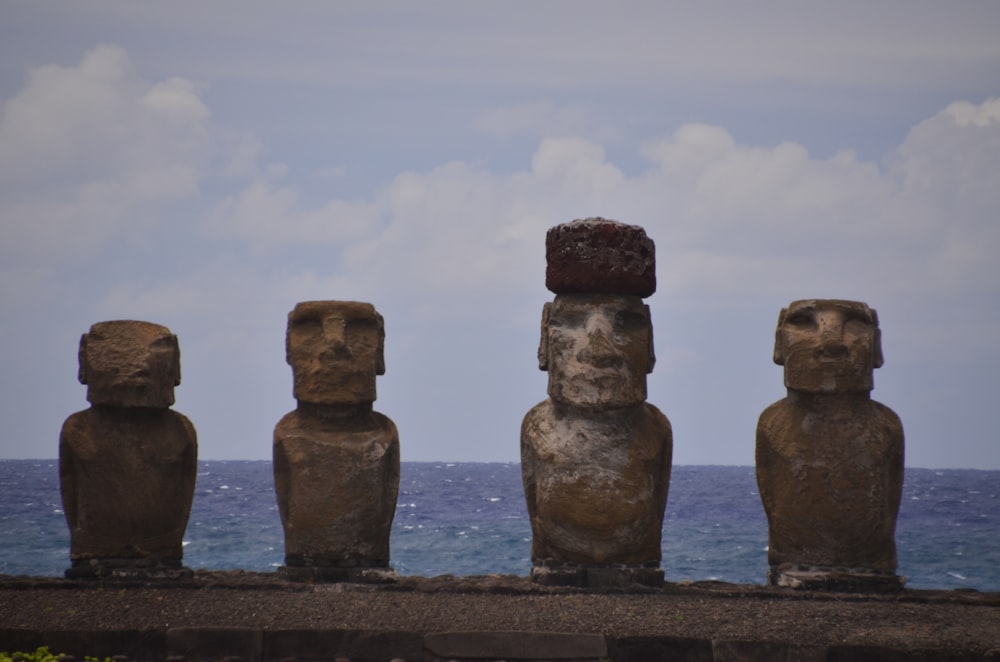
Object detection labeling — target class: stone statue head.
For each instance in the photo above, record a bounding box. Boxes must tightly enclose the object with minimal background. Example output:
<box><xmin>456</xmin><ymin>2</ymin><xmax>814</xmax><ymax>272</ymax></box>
<box><xmin>539</xmin><ymin>294</ymin><xmax>655</xmax><ymax>409</ymax></box>
<box><xmin>773</xmin><ymin>299</ymin><xmax>884</xmax><ymax>394</ymax></box>
<box><xmin>79</xmin><ymin>320</ymin><xmax>181</xmax><ymax>408</ymax></box>
<box><xmin>286</xmin><ymin>300</ymin><xmax>385</xmax><ymax>406</ymax></box>
<box><xmin>539</xmin><ymin>217</ymin><xmax>657</xmax><ymax>410</ymax></box>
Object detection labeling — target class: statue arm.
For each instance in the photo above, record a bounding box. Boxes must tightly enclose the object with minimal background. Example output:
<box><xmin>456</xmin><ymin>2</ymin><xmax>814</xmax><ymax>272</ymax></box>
<box><xmin>272</xmin><ymin>428</ymin><xmax>291</xmax><ymax>526</ymax></box>
<box><xmin>649</xmin><ymin>405</ymin><xmax>673</xmax><ymax>515</ymax></box>
<box><xmin>58</xmin><ymin>419</ymin><xmax>78</xmax><ymax>529</ymax></box>
<box><xmin>877</xmin><ymin>403</ymin><xmax>906</xmax><ymax>520</ymax></box>
<box><xmin>383</xmin><ymin>418</ymin><xmax>401</xmax><ymax>529</ymax></box>
<box><xmin>178</xmin><ymin>413</ymin><xmax>198</xmax><ymax>512</ymax></box>
<box><xmin>754</xmin><ymin>401</ymin><xmax>784</xmax><ymax>516</ymax></box>
<box><xmin>520</xmin><ymin>409</ymin><xmax>541</xmax><ymax>523</ymax></box>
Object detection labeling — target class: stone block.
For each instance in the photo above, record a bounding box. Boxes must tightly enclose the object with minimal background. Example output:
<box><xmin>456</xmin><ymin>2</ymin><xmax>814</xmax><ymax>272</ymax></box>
<box><xmin>545</xmin><ymin>217</ymin><xmax>656</xmax><ymax>297</ymax></box>
<box><xmin>606</xmin><ymin>635</ymin><xmax>714</xmax><ymax>662</ymax></box>
<box><xmin>424</xmin><ymin>631</ymin><xmax>607</xmax><ymax>661</ymax></box>
<box><xmin>167</xmin><ymin>626</ymin><xmax>262</xmax><ymax>662</ymax></box>
<box><xmin>261</xmin><ymin>629</ymin><xmax>422</xmax><ymax>662</ymax></box>
<box><xmin>712</xmin><ymin>639</ymin><xmax>827</xmax><ymax>661</ymax></box>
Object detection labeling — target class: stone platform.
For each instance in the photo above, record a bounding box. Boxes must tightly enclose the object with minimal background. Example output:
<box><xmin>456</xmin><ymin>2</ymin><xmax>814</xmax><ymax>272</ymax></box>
<box><xmin>1</xmin><ymin>572</ymin><xmax>998</xmax><ymax>661</ymax></box>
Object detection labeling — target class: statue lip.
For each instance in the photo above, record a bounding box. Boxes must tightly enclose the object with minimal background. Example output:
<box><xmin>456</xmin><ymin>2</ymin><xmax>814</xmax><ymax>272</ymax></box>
<box><xmin>568</xmin><ymin>370</ymin><xmax>635</xmax><ymax>387</ymax></box>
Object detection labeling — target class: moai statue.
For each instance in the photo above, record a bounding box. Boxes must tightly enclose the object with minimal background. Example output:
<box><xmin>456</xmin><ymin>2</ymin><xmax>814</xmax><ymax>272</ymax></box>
<box><xmin>521</xmin><ymin>218</ymin><xmax>673</xmax><ymax>588</ymax></box>
<box><xmin>756</xmin><ymin>299</ymin><xmax>905</xmax><ymax>591</ymax></box>
<box><xmin>273</xmin><ymin>301</ymin><xmax>400</xmax><ymax>582</ymax></box>
<box><xmin>59</xmin><ymin>321</ymin><xmax>198</xmax><ymax>579</ymax></box>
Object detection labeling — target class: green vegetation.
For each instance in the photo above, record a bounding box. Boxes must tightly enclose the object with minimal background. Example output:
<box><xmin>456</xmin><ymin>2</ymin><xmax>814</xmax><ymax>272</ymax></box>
<box><xmin>0</xmin><ymin>646</ymin><xmax>113</xmax><ymax>662</ymax></box>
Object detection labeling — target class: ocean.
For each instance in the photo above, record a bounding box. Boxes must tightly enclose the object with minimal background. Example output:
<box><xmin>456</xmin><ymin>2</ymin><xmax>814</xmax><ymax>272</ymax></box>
<box><xmin>1</xmin><ymin>461</ymin><xmax>997</xmax><ymax>592</ymax></box>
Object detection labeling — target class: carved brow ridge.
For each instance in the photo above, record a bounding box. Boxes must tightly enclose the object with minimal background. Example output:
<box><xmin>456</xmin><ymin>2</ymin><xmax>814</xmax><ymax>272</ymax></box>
<box><xmin>785</xmin><ymin>301</ymin><xmax>874</xmax><ymax>325</ymax></box>
<box><xmin>289</xmin><ymin>301</ymin><xmax>379</xmax><ymax>324</ymax></box>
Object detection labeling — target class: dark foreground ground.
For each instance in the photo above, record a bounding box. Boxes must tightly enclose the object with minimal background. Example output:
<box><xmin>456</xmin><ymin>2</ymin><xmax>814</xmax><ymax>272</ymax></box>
<box><xmin>1</xmin><ymin>571</ymin><xmax>999</xmax><ymax>661</ymax></box>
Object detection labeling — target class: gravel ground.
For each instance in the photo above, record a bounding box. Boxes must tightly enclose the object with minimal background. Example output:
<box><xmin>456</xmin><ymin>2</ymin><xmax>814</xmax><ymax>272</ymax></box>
<box><xmin>1</xmin><ymin>571</ymin><xmax>999</xmax><ymax>654</ymax></box>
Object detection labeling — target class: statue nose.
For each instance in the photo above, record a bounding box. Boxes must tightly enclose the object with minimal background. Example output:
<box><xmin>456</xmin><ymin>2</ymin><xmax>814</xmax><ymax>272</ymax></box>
<box><xmin>816</xmin><ymin>322</ymin><xmax>848</xmax><ymax>357</ymax></box>
<box><xmin>578</xmin><ymin>326</ymin><xmax>621</xmax><ymax>368</ymax></box>
<box><xmin>321</xmin><ymin>320</ymin><xmax>351</xmax><ymax>357</ymax></box>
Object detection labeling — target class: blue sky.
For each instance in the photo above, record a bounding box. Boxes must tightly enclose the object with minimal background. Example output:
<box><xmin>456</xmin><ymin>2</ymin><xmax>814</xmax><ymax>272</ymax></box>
<box><xmin>1</xmin><ymin>2</ymin><xmax>998</xmax><ymax>467</ymax></box>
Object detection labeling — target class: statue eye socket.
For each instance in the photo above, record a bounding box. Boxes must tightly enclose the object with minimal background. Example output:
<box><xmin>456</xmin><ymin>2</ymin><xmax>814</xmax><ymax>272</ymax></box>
<box><xmin>550</xmin><ymin>310</ymin><xmax>586</xmax><ymax>328</ymax></box>
<box><xmin>843</xmin><ymin>316</ymin><xmax>873</xmax><ymax>334</ymax></box>
<box><xmin>344</xmin><ymin>319</ymin><xmax>378</xmax><ymax>334</ymax></box>
<box><xmin>615</xmin><ymin>310</ymin><xmax>646</xmax><ymax>330</ymax></box>
<box><xmin>289</xmin><ymin>317</ymin><xmax>322</xmax><ymax>334</ymax></box>
<box><xmin>785</xmin><ymin>312</ymin><xmax>814</xmax><ymax>327</ymax></box>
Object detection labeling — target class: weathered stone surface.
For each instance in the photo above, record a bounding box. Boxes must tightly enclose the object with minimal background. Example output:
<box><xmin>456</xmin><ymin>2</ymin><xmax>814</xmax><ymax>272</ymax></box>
<box><xmin>424</xmin><ymin>631</ymin><xmax>608</xmax><ymax>661</ymax></box>
<box><xmin>166</xmin><ymin>626</ymin><xmax>262</xmax><ymax>662</ymax></box>
<box><xmin>274</xmin><ymin>406</ymin><xmax>399</xmax><ymax>567</ymax></box>
<box><xmin>524</xmin><ymin>221</ymin><xmax>671</xmax><ymax>587</ymax></box>
<box><xmin>545</xmin><ymin>217</ymin><xmax>656</xmax><ymax>297</ymax></box>
<box><xmin>773</xmin><ymin>299</ymin><xmax>883</xmax><ymax>394</ymax></box>
<box><xmin>285</xmin><ymin>300</ymin><xmax>385</xmax><ymax>406</ymax></box>
<box><xmin>274</xmin><ymin>301</ymin><xmax>400</xmax><ymax>579</ymax></box>
<box><xmin>80</xmin><ymin>320</ymin><xmax>181</xmax><ymax>408</ymax></box>
<box><xmin>4</xmin><ymin>573</ymin><xmax>999</xmax><ymax>659</ymax></box>
<box><xmin>538</xmin><ymin>294</ymin><xmax>656</xmax><ymax>408</ymax></box>
<box><xmin>59</xmin><ymin>320</ymin><xmax>197</xmax><ymax>578</ymax></box>
<box><xmin>712</xmin><ymin>639</ymin><xmax>827</xmax><ymax>662</ymax></box>
<box><xmin>522</xmin><ymin>399</ymin><xmax>671</xmax><ymax>566</ymax></box>
<box><xmin>756</xmin><ymin>299</ymin><xmax>904</xmax><ymax>590</ymax></box>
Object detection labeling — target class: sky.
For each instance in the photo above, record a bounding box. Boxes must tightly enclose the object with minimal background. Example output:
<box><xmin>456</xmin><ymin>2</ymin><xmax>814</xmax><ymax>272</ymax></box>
<box><xmin>1</xmin><ymin>2</ymin><xmax>998</xmax><ymax>468</ymax></box>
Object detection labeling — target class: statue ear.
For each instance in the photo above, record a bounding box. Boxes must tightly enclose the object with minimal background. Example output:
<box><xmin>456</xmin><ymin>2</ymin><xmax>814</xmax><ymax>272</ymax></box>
<box><xmin>645</xmin><ymin>304</ymin><xmax>656</xmax><ymax>374</ymax></box>
<box><xmin>871</xmin><ymin>308</ymin><xmax>884</xmax><ymax>369</ymax></box>
<box><xmin>537</xmin><ymin>302</ymin><xmax>551</xmax><ymax>371</ymax></box>
<box><xmin>772</xmin><ymin>307</ymin><xmax>788</xmax><ymax>366</ymax></box>
<box><xmin>375</xmin><ymin>312</ymin><xmax>386</xmax><ymax>375</ymax></box>
<box><xmin>171</xmin><ymin>334</ymin><xmax>182</xmax><ymax>386</ymax></box>
<box><xmin>77</xmin><ymin>333</ymin><xmax>89</xmax><ymax>384</ymax></box>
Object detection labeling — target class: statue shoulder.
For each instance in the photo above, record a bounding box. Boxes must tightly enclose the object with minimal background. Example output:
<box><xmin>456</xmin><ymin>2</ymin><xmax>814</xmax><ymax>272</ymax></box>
<box><xmin>641</xmin><ymin>402</ymin><xmax>672</xmax><ymax>435</ymax></box>
<box><xmin>60</xmin><ymin>408</ymin><xmax>93</xmax><ymax>436</ymax></box>
<box><xmin>756</xmin><ymin>398</ymin><xmax>791</xmax><ymax>453</ymax></box>
<box><xmin>59</xmin><ymin>409</ymin><xmax>97</xmax><ymax>455</ymax></box>
<box><xmin>521</xmin><ymin>400</ymin><xmax>554</xmax><ymax>434</ymax></box>
<box><xmin>371</xmin><ymin>410</ymin><xmax>400</xmax><ymax>437</ymax></box>
<box><xmin>870</xmin><ymin>399</ymin><xmax>901</xmax><ymax>422</ymax></box>
<box><xmin>163</xmin><ymin>409</ymin><xmax>197</xmax><ymax>442</ymax></box>
<box><xmin>757</xmin><ymin>398</ymin><xmax>789</xmax><ymax>428</ymax></box>
<box><xmin>870</xmin><ymin>400</ymin><xmax>904</xmax><ymax>441</ymax></box>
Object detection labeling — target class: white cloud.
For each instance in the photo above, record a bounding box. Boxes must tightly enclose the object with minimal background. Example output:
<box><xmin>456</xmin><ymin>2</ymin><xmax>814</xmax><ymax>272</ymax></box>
<box><xmin>0</xmin><ymin>45</ymin><xmax>213</xmax><ymax>263</ymax></box>
<box><xmin>17</xmin><ymin>44</ymin><xmax>989</xmax><ymax>337</ymax></box>
<box><xmin>206</xmin><ymin>176</ymin><xmax>379</xmax><ymax>248</ymax></box>
<box><xmin>101</xmin><ymin>260</ymin><xmax>305</xmax><ymax>315</ymax></box>
<box><xmin>220</xmin><ymin>131</ymin><xmax>263</xmax><ymax>178</ymax></box>
<box><xmin>942</xmin><ymin>98</ymin><xmax>1000</xmax><ymax>128</ymax></box>
<box><xmin>884</xmin><ymin>97</ymin><xmax>1000</xmax><ymax>297</ymax></box>
<box><xmin>1</xmin><ymin>39</ymin><xmax>997</xmax><ymax>466</ymax></box>
<box><xmin>194</xmin><ymin>98</ymin><xmax>1000</xmax><ymax>320</ymax></box>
